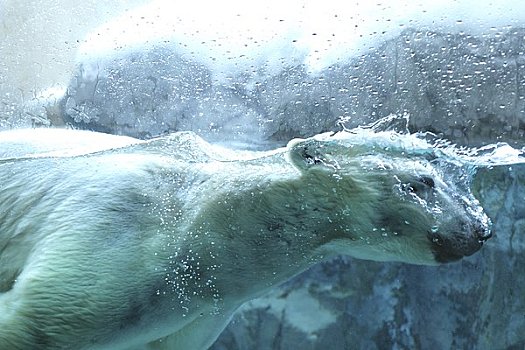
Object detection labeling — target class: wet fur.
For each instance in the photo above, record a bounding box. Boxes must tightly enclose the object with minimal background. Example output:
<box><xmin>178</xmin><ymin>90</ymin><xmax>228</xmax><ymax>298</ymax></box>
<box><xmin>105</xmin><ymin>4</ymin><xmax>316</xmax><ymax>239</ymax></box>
<box><xmin>0</xmin><ymin>129</ymin><xmax>489</xmax><ymax>349</ymax></box>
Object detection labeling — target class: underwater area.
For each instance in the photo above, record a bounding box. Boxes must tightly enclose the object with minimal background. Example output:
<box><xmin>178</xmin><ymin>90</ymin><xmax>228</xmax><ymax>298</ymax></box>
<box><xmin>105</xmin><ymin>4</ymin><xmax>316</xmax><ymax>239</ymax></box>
<box><xmin>1</xmin><ymin>0</ymin><xmax>525</xmax><ymax>349</ymax></box>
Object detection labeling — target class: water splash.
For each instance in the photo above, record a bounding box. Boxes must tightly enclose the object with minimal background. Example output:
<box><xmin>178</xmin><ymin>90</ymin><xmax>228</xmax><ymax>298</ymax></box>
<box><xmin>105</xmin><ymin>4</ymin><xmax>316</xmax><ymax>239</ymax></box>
<box><xmin>361</xmin><ymin>113</ymin><xmax>412</xmax><ymax>134</ymax></box>
<box><xmin>337</xmin><ymin>113</ymin><xmax>411</xmax><ymax>134</ymax></box>
<box><xmin>345</xmin><ymin>114</ymin><xmax>525</xmax><ymax>169</ymax></box>
<box><xmin>420</xmin><ymin>131</ymin><xmax>525</xmax><ymax>172</ymax></box>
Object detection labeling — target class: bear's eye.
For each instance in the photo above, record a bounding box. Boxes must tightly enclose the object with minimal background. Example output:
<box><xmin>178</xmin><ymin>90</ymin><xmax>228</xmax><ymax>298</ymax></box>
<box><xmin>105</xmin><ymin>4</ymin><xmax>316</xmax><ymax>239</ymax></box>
<box><xmin>404</xmin><ymin>176</ymin><xmax>435</xmax><ymax>195</ymax></box>
<box><xmin>418</xmin><ymin>176</ymin><xmax>435</xmax><ymax>188</ymax></box>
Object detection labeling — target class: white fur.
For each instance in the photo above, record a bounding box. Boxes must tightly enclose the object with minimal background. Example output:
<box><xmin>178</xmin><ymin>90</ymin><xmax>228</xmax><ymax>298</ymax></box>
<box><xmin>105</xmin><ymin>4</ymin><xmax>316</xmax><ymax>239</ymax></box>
<box><xmin>0</xmin><ymin>128</ymin><xmax>489</xmax><ymax>349</ymax></box>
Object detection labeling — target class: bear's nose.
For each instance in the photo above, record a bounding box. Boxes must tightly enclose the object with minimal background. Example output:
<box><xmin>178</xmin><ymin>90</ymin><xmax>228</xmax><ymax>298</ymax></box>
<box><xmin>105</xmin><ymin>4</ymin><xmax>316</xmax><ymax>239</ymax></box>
<box><xmin>428</xmin><ymin>223</ymin><xmax>488</xmax><ymax>264</ymax></box>
<box><xmin>475</xmin><ymin>222</ymin><xmax>492</xmax><ymax>242</ymax></box>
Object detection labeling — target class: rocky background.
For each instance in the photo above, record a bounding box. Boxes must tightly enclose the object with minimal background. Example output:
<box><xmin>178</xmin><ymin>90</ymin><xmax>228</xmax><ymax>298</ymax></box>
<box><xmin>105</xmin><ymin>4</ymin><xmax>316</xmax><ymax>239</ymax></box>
<box><xmin>3</xmin><ymin>27</ymin><xmax>525</xmax><ymax>349</ymax></box>
<box><xmin>30</xmin><ymin>27</ymin><xmax>525</xmax><ymax>150</ymax></box>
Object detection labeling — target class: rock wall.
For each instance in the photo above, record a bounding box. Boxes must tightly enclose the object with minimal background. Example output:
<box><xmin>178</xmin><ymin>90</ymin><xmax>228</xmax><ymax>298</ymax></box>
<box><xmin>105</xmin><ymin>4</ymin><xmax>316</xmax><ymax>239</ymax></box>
<box><xmin>56</xmin><ymin>28</ymin><xmax>525</xmax><ymax>148</ymax></box>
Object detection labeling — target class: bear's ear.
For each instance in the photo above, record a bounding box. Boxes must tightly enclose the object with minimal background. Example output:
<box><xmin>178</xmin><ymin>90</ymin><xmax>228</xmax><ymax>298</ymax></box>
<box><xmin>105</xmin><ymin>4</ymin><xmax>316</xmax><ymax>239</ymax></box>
<box><xmin>286</xmin><ymin>138</ymin><xmax>339</xmax><ymax>172</ymax></box>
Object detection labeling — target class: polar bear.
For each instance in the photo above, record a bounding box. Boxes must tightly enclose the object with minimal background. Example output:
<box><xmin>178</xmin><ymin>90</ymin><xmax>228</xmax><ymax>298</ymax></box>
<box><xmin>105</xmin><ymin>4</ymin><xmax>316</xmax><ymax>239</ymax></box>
<box><xmin>0</xmin><ymin>128</ymin><xmax>490</xmax><ymax>350</ymax></box>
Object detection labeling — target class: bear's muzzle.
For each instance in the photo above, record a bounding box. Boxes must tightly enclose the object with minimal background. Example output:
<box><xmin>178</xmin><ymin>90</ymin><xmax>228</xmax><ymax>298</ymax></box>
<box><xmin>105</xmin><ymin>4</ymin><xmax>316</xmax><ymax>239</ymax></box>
<box><xmin>429</xmin><ymin>221</ymin><xmax>492</xmax><ymax>263</ymax></box>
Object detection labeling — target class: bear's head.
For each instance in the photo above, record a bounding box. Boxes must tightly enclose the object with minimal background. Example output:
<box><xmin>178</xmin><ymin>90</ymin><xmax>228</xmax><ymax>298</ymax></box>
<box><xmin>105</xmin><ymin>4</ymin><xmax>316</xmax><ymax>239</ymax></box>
<box><xmin>286</xmin><ymin>130</ymin><xmax>492</xmax><ymax>265</ymax></box>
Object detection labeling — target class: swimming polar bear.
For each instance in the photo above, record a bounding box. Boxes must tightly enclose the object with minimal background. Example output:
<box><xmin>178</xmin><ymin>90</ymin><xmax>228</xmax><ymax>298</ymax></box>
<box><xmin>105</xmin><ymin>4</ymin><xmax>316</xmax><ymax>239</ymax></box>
<box><xmin>0</xmin><ymin>128</ymin><xmax>491</xmax><ymax>349</ymax></box>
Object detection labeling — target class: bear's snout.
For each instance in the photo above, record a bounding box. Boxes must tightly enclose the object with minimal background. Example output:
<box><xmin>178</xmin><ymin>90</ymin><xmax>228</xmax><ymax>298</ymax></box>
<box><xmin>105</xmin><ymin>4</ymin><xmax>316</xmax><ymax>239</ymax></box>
<box><xmin>474</xmin><ymin>222</ymin><xmax>492</xmax><ymax>242</ymax></box>
<box><xmin>428</xmin><ymin>219</ymin><xmax>491</xmax><ymax>263</ymax></box>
